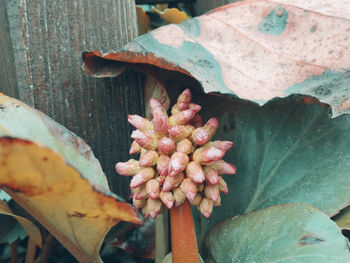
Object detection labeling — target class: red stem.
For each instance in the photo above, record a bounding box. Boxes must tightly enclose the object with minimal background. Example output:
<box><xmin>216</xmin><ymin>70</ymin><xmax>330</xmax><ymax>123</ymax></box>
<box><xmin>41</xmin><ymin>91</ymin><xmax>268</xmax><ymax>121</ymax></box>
<box><xmin>170</xmin><ymin>200</ymin><xmax>199</xmax><ymax>263</ymax></box>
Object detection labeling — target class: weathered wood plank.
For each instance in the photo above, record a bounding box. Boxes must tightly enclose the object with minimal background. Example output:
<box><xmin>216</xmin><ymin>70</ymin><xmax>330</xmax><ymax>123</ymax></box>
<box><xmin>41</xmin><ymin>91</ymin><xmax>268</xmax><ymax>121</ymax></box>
<box><xmin>0</xmin><ymin>0</ymin><xmax>145</xmax><ymax>198</ymax></box>
<box><xmin>194</xmin><ymin>0</ymin><xmax>237</xmax><ymax>15</ymax></box>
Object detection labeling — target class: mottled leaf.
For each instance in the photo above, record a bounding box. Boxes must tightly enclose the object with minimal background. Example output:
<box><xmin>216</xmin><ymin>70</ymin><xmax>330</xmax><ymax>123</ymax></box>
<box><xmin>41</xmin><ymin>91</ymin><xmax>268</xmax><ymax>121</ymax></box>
<box><xmin>0</xmin><ymin>94</ymin><xmax>141</xmax><ymax>262</ymax></box>
<box><xmin>205</xmin><ymin>203</ymin><xmax>350</xmax><ymax>263</ymax></box>
<box><xmin>0</xmin><ymin>200</ymin><xmax>42</xmax><ymax>247</ymax></box>
<box><xmin>194</xmin><ymin>95</ymin><xmax>350</xmax><ymax>242</ymax></box>
<box><xmin>83</xmin><ymin>0</ymin><xmax>350</xmax><ymax>117</ymax></box>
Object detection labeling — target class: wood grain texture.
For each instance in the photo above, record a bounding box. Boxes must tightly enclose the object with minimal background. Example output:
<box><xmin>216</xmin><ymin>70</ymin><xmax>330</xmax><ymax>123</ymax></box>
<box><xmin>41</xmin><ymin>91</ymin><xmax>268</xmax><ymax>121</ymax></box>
<box><xmin>0</xmin><ymin>0</ymin><xmax>145</xmax><ymax>198</ymax></box>
<box><xmin>194</xmin><ymin>0</ymin><xmax>238</xmax><ymax>15</ymax></box>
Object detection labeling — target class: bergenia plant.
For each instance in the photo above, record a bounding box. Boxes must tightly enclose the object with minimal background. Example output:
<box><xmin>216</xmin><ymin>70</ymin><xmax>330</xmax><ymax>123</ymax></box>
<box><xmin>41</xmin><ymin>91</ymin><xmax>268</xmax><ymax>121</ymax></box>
<box><xmin>115</xmin><ymin>88</ymin><xmax>235</xmax><ymax>261</ymax></box>
<box><xmin>116</xmin><ymin>89</ymin><xmax>235</xmax><ymax>218</ymax></box>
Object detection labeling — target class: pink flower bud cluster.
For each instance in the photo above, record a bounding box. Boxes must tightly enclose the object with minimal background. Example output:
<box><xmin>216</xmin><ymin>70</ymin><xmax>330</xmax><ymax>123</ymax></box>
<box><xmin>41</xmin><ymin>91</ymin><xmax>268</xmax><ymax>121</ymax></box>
<box><xmin>116</xmin><ymin>89</ymin><xmax>236</xmax><ymax>218</ymax></box>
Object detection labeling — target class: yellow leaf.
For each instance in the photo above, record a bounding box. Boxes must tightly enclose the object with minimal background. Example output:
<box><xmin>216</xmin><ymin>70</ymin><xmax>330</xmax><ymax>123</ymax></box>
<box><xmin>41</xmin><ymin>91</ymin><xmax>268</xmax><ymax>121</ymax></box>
<box><xmin>136</xmin><ymin>6</ymin><xmax>150</xmax><ymax>35</ymax></box>
<box><xmin>0</xmin><ymin>200</ymin><xmax>42</xmax><ymax>247</ymax></box>
<box><xmin>152</xmin><ymin>8</ymin><xmax>189</xmax><ymax>25</ymax></box>
<box><xmin>0</xmin><ymin>93</ymin><xmax>142</xmax><ymax>262</ymax></box>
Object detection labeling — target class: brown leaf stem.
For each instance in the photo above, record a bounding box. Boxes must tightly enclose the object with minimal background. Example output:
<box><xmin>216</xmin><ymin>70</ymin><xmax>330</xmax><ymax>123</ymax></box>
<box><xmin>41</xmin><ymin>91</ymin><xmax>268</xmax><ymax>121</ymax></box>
<box><xmin>25</xmin><ymin>238</ymin><xmax>36</xmax><ymax>263</ymax></box>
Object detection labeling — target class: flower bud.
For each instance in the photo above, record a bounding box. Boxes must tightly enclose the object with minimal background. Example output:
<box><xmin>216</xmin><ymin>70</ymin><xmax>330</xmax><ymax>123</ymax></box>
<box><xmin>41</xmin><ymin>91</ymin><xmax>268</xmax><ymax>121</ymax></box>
<box><xmin>180</xmin><ymin>178</ymin><xmax>198</xmax><ymax>203</ymax></box>
<box><xmin>129</xmin><ymin>140</ymin><xmax>141</xmax><ymax>154</ymax></box>
<box><xmin>159</xmin><ymin>191</ymin><xmax>174</xmax><ymax>209</ymax></box>
<box><xmin>218</xmin><ymin>176</ymin><xmax>228</xmax><ymax>194</ymax></box>
<box><xmin>168</xmin><ymin>109</ymin><xmax>196</xmax><ymax>126</ymax></box>
<box><xmin>199</xmin><ymin>197</ymin><xmax>213</xmax><ymax>218</ymax></box>
<box><xmin>157</xmin><ymin>155</ymin><xmax>170</xmax><ymax>177</ymax></box>
<box><xmin>204</xmin><ymin>141</ymin><xmax>233</xmax><ymax>152</ymax></box>
<box><xmin>176</xmin><ymin>138</ymin><xmax>193</xmax><ymax>155</ymax></box>
<box><xmin>133</xmin><ymin>195</ymin><xmax>146</xmax><ymax>209</ymax></box>
<box><xmin>130</xmin><ymin>167</ymin><xmax>155</xmax><ymax>188</ymax></box>
<box><xmin>190</xmin><ymin>114</ymin><xmax>203</xmax><ymax>128</ymax></box>
<box><xmin>162</xmin><ymin>172</ymin><xmax>184</xmax><ymax>191</ymax></box>
<box><xmin>158</xmin><ymin>137</ymin><xmax>175</xmax><ymax>155</ymax></box>
<box><xmin>168</xmin><ymin>125</ymin><xmax>195</xmax><ymax>141</ymax></box>
<box><xmin>150</xmin><ymin>98</ymin><xmax>169</xmax><ymax>135</ymax></box>
<box><xmin>209</xmin><ymin>160</ymin><xmax>236</xmax><ymax>175</ymax></box>
<box><xmin>171</xmin><ymin>89</ymin><xmax>191</xmax><ymax>114</ymax></box>
<box><xmin>192</xmin><ymin>194</ymin><xmax>203</xmax><ymax>206</ymax></box>
<box><xmin>192</xmin><ymin>118</ymin><xmax>219</xmax><ymax>145</ymax></box>
<box><xmin>204</xmin><ymin>184</ymin><xmax>220</xmax><ymax>202</ymax></box>
<box><xmin>128</xmin><ymin>114</ymin><xmax>153</xmax><ymax>131</ymax></box>
<box><xmin>173</xmin><ymin>187</ymin><xmax>186</xmax><ymax>207</ymax></box>
<box><xmin>148</xmin><ymin>198</ymin><xmax>162</xmax><ymax>218</ymax></box>
<box><xmin>146</xmin><ymin>179</ymin><xmax>160</xmax><ymax>200</ymax></box>
<box><xmin>214</xmin><ymin>194</ymin><xmax>221</xmax><ymax>207</ymax></box>
<box><xmin>142</xmin><ymin>204</ymin><xmax>150</xmax><ymax>218</ymax></box>
<box><xmin>186</xmin><ymin>162</ymin><xmax>205</xmax><ymax>183</ymax></box>
<box><xmin>132</xmin><ymin>185</ymin><xmax>147</xmax><ymax>200</ymax></box>
<box><xmin>115</xmin><ymin>159</ymin><xmax>139</xmax><ymax>176</ymax></box>
<box><xmin>193</xmin><ymin>146</ymin><xmax>225</xmax><ymax>164</ymax></box>
<box><xmin>168</xmin><ymin>152</ymin><xmax>189</xmax><ymax>176</ymax></box>
<box><xmin>131</xmin><ymin>129</ymin><xmax>158</xmax><ymax>150</ymax></box>
<box><xmin>204</xmin><ymin>166</ymin><xmax>219</xmax><ymax>185</ymax></box>
<box><xmin>139</xmin><ymin>150</ymin><xmax>159</xmax><ymax>167</ymax></box>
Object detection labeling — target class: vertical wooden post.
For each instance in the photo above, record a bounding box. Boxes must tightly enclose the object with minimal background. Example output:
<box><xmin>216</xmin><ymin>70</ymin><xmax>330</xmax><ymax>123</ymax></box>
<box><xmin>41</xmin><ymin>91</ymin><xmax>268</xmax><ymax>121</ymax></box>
<box><xmin>0</xmin><ymin>0</ymin><xmax>145</xmax><ymax>198</ymax></box>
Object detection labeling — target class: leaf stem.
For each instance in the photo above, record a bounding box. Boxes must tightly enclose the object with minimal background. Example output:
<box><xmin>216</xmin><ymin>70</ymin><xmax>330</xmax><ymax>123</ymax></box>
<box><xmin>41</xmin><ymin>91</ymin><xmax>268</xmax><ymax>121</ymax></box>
<box><xmin>10</xmin><ymin>240</ymin><xmax>18</xmax><ymax>263</ymax></box>
<box><xmin>170</xmin><ymin>200</ymin><xmax>198</xmax><ymax>263</ymax></box>
<box><xmin>25</xmin><ymin>238</ymin><xmax>36</xmax><ymax>263</ymax></box>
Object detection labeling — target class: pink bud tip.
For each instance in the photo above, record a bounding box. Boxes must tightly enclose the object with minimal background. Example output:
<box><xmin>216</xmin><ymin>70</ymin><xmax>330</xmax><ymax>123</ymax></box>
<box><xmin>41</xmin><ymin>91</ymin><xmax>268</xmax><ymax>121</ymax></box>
<box><xmin>217</xmin><ymin>141</ymin><xmax>233</xmax><ymax>151</ymax></box>
<box><xmin>193</xmin><ymin>128</ymin><xmax>210</xmax><ymax>145</ymax></box>
<box><xmin>207</xmin><ymin>117</ymin><xmax>219</xmax><ymax>129</ymax></box>
<box><xmin>158</xmin><ymin>137</ymin><xmax>175</xmax><ymax>154</ymax></box>
<box><xmin>115</xmin><ymin>162</ymin><xmax>128</xmax><ymax>174</ymax></box>
<box><xmin>182</xmin><ymin>109</ymin><xmax>196</xmax><ymax>121</ymax></box>
<box><xmin>131</xmin><ymin>130</ymin><xmax>146</xmax><ymax>140</ymax></box>
<box><xmin>205</xmin><ymin>147</ymin><xmax>225</xmax><ymax>161</ymax></box>
<box><xmin>150</xmin><ymin>98</ymin><xmax>162</xmax><ymax>109</ymax></box>
<box><xmin>203</xmin><ymin>212</ymin><xmax>211</xmax><ymax>218</ymax></box>
<box><xmin>162</xmin><ymin>181</ymin><xmax>172</xmax><ymax>191</ymax></box>
<box><xmin>164</xmin><ymin>200</ymin><xmax>174</xmax><ymax>209</ymax></box>
<box><xmin>189</xmin><ymin>103</ymin><xmax>201</xmax><ymax>112</ymax></box>
<box><xmin>127</xmin><ymin>115</ymin><xmax>143</xmax><ymax>129</ymax></box>
<box><xmin>186</xmin><ymin>192</ymin><xmax>196</xmax><ymax>203</ymax></box>
<box><xmin>222</xmin><ymin>163</ymin><xmax>236</xmax><ymax>175</ymax></box>
<box><xmin>168</xmin><ymin>126</ymin><xmax>181</xmax><ymax>137</ymax></box>
<box><xmin>130</xmin><ymin>174</ymin><xmax>144</xmax><ymax>188</ymax></box>
<box><xmin>193</xmin><ymin>173</ymin><xmax>205</xmax><ymax>183</ymax></box>
<box><xmin>177</xmin><ymin>102</ymin><xmax>189</xmax><ymax>111</ymax></box>
<box><xmin>149</xmin><ymin>211</ymin><xmax>159</xmax><ymax>218</ymax></box>
<box><xmin>148</xmin><ymin>192</ymin><xmax>159</xmax><ymax>200</ymax></box>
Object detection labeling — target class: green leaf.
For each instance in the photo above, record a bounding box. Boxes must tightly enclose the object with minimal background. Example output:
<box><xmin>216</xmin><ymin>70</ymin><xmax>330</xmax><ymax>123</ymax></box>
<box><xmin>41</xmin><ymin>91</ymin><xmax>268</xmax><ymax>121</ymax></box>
<box><xmin>0</xmin><ymin>215</ymin><xmax>27</xmax><ymax>244</ymax></box>
<box><xmin>196</xmin><ymin>96</ymin><xmax>350</xmax><ymax>241</ymax></box>
<box><xmin>205</xmin><ymin>203</ymin><xmax>350</xmax><ymax>263</ymax></box>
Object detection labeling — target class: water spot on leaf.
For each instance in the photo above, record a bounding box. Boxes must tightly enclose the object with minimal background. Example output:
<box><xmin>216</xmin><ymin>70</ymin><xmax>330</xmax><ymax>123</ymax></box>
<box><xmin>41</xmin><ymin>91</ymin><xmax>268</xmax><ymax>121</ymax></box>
<box><xmin>258</xmin><ymin>6</ymin><xmax>289</xmax><ymax>35</ymax></box>
<box><xmin>299</xmin><ymin>234</ymin><xmax>326</xmax><ymax>246</ymax></box>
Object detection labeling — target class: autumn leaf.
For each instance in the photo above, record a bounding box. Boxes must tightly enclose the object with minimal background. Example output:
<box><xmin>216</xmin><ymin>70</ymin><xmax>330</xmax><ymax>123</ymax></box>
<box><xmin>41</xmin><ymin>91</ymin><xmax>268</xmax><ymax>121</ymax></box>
<box><xmin>83</xmin><ymin>0</ymin><xmax>350</xmax><ymax>117</ymax></box>
<box><xmin>0</xmin><ymin>93</ymin><xmax>142</xmax><ymax>263</ymax></box>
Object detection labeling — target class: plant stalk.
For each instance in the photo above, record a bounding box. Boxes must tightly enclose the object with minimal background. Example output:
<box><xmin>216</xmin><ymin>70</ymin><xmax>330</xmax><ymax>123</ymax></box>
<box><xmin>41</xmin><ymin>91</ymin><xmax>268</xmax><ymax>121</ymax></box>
<box><xmin>170</xmin><ymin>200</ymin><xmax>198</xmax><ymax>263</ymax></box>
<box><xmin>25</xmin><ymin>238</ymin><xmax>36</xmax><ymax>263</ymax></box>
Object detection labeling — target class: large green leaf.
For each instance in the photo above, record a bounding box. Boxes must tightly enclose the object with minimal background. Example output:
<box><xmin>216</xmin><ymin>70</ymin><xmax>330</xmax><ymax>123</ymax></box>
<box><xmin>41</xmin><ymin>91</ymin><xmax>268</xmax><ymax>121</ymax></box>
<box><xmin>195</xmin><ymin>95</ymin><xmax>350</xmax><ymax>241</ymax></box>
<box><xmin>205</xmin><ymin>203</ymin><xmax>350</xmax><ymax>263</ymax></box>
